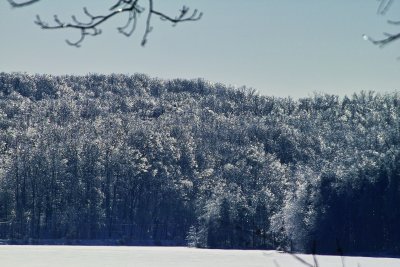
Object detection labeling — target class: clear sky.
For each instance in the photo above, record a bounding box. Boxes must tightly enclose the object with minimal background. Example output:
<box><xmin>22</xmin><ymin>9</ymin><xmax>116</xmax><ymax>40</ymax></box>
<box><xmin>1</xmin><ymin>0</ymin><xmax>400</xmax><ymax>98</ymax></box>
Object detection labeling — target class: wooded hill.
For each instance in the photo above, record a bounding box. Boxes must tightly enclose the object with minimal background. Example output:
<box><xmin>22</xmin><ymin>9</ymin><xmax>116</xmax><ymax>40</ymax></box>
<box><xmin>0</xmin><ymin>73</ymin><xmax>399</xmax><ymax>254</ymax></box>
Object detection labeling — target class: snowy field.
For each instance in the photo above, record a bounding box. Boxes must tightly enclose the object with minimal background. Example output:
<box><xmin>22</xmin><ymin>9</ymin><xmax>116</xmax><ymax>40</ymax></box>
<box><xmin>0</xmin><ymin>246</ymin><xmax>399</xmax><ymax>267</ymax></box>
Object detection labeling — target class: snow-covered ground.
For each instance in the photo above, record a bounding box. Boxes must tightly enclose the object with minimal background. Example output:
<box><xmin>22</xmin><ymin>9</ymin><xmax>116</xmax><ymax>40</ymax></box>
<box><xmin>0</xmin><ymin>246</ymin><xmax>399</xmax><ymax>267</ymax></box>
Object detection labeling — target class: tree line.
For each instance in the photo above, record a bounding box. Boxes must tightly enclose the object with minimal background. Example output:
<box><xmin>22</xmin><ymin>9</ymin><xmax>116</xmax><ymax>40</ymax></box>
<box><xmin>0</xmin><ymin>73</ymin><xmax>399</xmax><ymax>254</ymax></box>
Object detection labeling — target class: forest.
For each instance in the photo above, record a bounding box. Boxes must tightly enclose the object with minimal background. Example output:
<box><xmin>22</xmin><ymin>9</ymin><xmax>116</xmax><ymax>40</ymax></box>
<box><xmin>0</xmin><ymin>72</ymin><xmax>399</xmax><ymax>255</ymax></box>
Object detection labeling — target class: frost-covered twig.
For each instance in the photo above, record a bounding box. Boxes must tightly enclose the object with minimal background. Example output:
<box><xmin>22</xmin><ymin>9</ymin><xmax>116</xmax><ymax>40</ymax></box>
<box><xmin>9</xmin><ymin>0</ymin><xmax>202</xmax><ymax>47</ymax></box>
<box><xmin>364</xmin><ymin>0</ymin><xmax>400</xmax><ymax>48</ymax></box>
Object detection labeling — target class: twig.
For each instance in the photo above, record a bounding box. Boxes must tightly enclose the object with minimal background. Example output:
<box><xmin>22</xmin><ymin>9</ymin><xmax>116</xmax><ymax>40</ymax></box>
<box><xmin>364</xmin><ymin>32</ymin><xmax>400</xmax><ymax>48</ymax></box>
<box><xmin>7</xmin><ymin>0</ymin><xmax>40</xmax><ymax>8</ymax></box>
<box><xmin>10</xmin><ymin>0</ymin><xmax>202</xmax><ymax>47</ymax></box>
<box><xmin>290</xmin><ymin>253</ymin><xmax>314</xmax><ymax>267</ymax></box>
<box><xmin>377</xmin><ymin>0</ymin><xmax>394</xmax><ymax>15</ymax></box>
<box><xmin>364</xmin><ymin>0</ymin><xmax>400</xmax><ymax>48</ymax></box>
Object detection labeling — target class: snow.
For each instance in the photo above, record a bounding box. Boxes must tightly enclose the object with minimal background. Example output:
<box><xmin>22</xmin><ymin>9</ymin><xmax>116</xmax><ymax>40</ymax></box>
<box><xmin>0</xmin><ymin>246</ymin><xmax>399</xmax><ymax>267</ymax></box>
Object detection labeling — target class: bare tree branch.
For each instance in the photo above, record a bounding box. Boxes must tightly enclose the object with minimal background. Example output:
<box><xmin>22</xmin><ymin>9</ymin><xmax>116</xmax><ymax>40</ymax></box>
<box><xmin>377</xmin><ymin>0</ymin><xmax>394</xmax><ymax>15</ymax></box>
<box><xmin>364</xmin><ymin>32</ymin><xmax>400</xmax><ymax>47</ymax></box>
<box><xmin>364</xmin><ymin>0</ymin><xmax>400</xmax><ymax>48</ymax></box>
<box><xmin>289</xmin><ymin>253</ymin><xmax>314</xmax><ymax>267</ymax></box>
<box><xmin>8</xmin><ymin>0</ymin><xmax>202</xmax><ymax>47</ymax></box>
<box><xmin>141</xmin><ymin>0</ymin><xmax>154</xmax><ymax>46</ymax></box>
<box><xmin>7</xmin><ymin>0</ymin><xmax>40</xmax><ymax>8</ymax></box>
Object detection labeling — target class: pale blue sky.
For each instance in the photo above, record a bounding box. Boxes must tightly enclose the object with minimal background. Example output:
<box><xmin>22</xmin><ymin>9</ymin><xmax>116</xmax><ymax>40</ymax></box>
<box><xmin>1</xmin><ymin>0</ymin><xmax>400</xmax><ymax>98</ymax></box>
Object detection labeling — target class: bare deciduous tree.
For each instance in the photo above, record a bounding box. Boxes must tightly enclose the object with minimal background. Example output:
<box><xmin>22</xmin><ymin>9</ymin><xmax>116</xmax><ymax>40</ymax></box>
<box><xmin>7</xmin><ymin>0</ymin><xmax>202</xmax><ymax>47</ymax></box>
